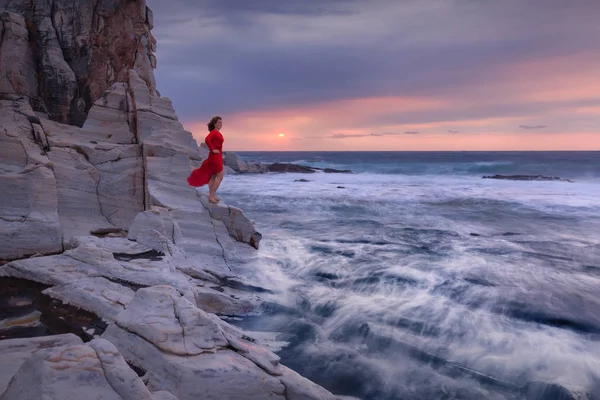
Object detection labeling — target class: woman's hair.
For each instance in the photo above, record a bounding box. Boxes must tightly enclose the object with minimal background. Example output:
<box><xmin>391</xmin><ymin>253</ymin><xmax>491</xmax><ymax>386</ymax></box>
<box><xmin>207</xmin><ymin>116</ymin><xmax>222</xmax><ymax>131</ymax></box>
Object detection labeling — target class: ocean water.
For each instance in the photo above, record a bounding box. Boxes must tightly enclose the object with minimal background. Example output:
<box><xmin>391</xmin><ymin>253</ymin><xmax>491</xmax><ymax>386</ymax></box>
<box><xmin>217</xmin><ymin>152</ymin><xmax>600</xmax><ymax>400</ymax></box>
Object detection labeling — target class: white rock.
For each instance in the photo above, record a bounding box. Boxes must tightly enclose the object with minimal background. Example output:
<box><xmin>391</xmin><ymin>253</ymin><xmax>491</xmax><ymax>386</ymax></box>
<box><xmin>139</xmin><ymin>111</ymin><xmax>201</xmax><ymax>160</ymax></box>
<box><xmin>128</xmin><ymin>208</ymin><xmax>180</xmax><ymax>255</ymax></box>
<box><xmin>0</xmin><ymin>165</ymin><xmax>62</xmax><ymax>260</ymax></box>
<box><xmin>0</xmin><ymin>124</ymin><xmax>28</xmax><ymax>169</ymax></box>
<box><xmin>145</xmin><ymin>154</ymin><xmax>201</xmax><ymax>210</ymax></box>
<box><xmin>0</xmin><ymin>334</ymin><xmax>82</xmax><ymax>395</ymax></box>
<box><xmin>199</xmin><ymin>193</ymin><xmax>263</xmax><ymax>249</ymax></box>
<box><xmin>207</xmin><ymin>314</ymin><xmax>282</xmax><ymax>376</ymax></box>
<box><xmin>0</xmin><ymin>254</ymin><xmax>95</xmax><ymax>285</ymax></box>
<box><xmin>42</xmin><ymin>115</ymin><xmax>144</xmax><ymax>235</ymax></box>
<box><xmin>83</xmin><ymin>104</ymin><xmax>134</xmax><ymax>144</ymax></box>
<box><xmin>47</xmin><ymin>146</ymin><xmax>116</xmax><ymax>240</ymax></box>
<box><xmin>1</xmin><ymin>338</ymin><xmax>154</xmax><ymax>400</ymax></box>
<box><xmin>92</xmin><ymin>152</ymin><xmax>144</xmax><ymax>229</ymax></box>
<box><xmin>150</xmin><ymin>96</ymin><xmax>178</xmax><ymax>121</ymax></box>
<box><xmin>193</xmin><ymin>284</ymin><xmax>258</xmax><ymax>316</ymax></box>
<box><xmin>63</xmin><ymin>242</ymin><xmax>195</xmax><ymax>300</ymax></box>
<box><xmin>102</xmin><ymin>324</ymin><xmax>286</xmax><ymax>400</ymax></box>
<box><xmin>1</xmin><ymin>241</ymin><xmax>195</xmax><ymax>303</ymax></box>
<box><xmin>42</xmin><ymin>277</ymin><xmax>135</xmax><ymax>323</ymax></box>
<box><xmin>0</xmin><ymin>101</ymin><xmax>62</xmax><ymax>261</ymax></box>
<box><xmin>65</xmin><ymin>236</ymin><xmax>152</xmax><ymax>254</ymax></box>
<box><xmin>88</xmin><ymin>338</ymin><xmax>155</xmax><ymax>400</ymax></box>
<box><xmin>113</xmin><ymin>286</ymin><xmax>227</xmax><ymax>355</ymax></box>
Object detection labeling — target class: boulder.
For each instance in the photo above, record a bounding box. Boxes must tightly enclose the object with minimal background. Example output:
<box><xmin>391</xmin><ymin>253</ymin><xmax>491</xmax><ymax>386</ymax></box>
<box><xmin>199</xmin><ymin>193</ymin><xmax>263</xmax><ymax>249</ymax></box>
<box><xmin>1</xmin><ymin>338</ymin><xmax>155</xmax><ymax>400</ymax></box>
<box><xmin>0</xmin><ymin>334</ymin><xmax>82</xmax><ymax>394</ymax></box>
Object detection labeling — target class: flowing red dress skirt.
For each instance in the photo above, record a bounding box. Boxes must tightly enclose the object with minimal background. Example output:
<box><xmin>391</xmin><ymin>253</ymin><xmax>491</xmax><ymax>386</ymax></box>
<box><xmin>187</xmin><ymin>152</ymin><xmax>223</xmax><ymax>187</ymax></box>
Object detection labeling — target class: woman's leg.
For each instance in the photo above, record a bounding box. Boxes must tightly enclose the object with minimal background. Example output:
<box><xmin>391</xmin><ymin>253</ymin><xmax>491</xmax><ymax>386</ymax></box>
<box><xmin>208</xmin><ymin>171</ymin><xmax>224</xmax><ymax>203</ymax></box>
<box><xmin>208</xmin><ymin>174</ymin><xmax>217</xmax><ymax>202</ymax></box>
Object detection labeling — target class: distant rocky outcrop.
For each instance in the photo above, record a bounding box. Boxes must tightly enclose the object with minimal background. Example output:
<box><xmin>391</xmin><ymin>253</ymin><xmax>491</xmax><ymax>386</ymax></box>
<box><xmin>0</xmin><ymin>1</ymin><xmax>351</xmax><ymax>399</ymax></box>
<box><xmin>224</xmin><ymin>155</ymin><xmax>354</xmax><ymax>175</ymax></box>
<box><xmin>223</xmin><ymin>151</ymin><xmax>268</xmax><ymax>173</ymax></box>
<box><xmin>482</xmin><ymin>174</ymin><xmax>573</xmax><ymax>182</ymax></box>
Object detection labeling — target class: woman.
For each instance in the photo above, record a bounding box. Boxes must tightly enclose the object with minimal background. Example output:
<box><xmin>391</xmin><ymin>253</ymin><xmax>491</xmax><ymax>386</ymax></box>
<box><xmin>187</xmin><ymin>116</ymin><xmax>224</xmax><ymax>204</ymax></box>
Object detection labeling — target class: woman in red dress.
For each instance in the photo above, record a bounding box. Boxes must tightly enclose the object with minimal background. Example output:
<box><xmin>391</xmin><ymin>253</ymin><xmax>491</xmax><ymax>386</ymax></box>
<box><xmin>187</xmin><ymin>116</ymin><xmax>225</xmax><ymax>204</ymax></box>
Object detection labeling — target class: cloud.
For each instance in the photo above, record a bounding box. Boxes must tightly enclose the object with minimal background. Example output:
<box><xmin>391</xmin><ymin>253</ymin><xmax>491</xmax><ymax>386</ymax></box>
<box><xmin>328</xmin><ymin>132</ymin><xmax>404</xmax><ymax>139</ymax></box>
<box><xmin>146</xmin><ymin>0</ymin><xmax>600</xmax><ymax>150</ymax></box>
<box><xmin>519</xmin><ymin>125</ymin><xmax>548</xmax><ymax>129</ymax></box>
<box><xmin>404</xmin><ymin>131</ymin><xmax>420</xmax><ymax>135</ymax></box>
<box><xmin>147</xmin><ymin>0</ymin><xmax>600</xmax><ymax>122</ymax></box>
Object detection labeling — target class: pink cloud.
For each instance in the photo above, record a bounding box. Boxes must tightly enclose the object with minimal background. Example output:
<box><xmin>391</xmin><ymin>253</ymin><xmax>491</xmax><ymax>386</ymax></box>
<box><xmin>184</xmin><ymin>52</ymin><xmax>600</xmax><ymax>151</ymax></box>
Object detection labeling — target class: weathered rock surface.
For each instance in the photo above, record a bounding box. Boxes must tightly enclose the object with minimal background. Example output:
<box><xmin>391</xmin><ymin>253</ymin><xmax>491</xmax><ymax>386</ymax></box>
<box><xmin>0</xmin><ymin>334</ymin><xmax>82</xmax><ymax>394</ymax></box>
<box><xmin>113</xmin><ymin>286</ymin><xmax>228</xmax><ymax>355</ymax></box>
<box><xmin>42</xmin><ymin>277</ymin><xmax>135</xmax><ymax>323</ymax></box>
<box><xmin>199</xmin><ymin>193</ymin><xmax>263</xmax><ymax>249</ymax></box>
<box><xmin>482</xmin><ymin>174</ymin><xmax>573</xmax><ymax>182</ymax></box>
<box><xmin>100</xmin><ymin>285</ymin><xmax>347</xmax><ymax>400</ymax></box>
<box><xmin>1</xmin><ymin>338</ymin><xmax>155</xmax><ymax>400</ymax></box>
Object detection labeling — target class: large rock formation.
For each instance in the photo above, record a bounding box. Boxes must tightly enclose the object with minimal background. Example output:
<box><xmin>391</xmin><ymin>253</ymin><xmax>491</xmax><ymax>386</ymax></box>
<box><xmin>0</xmin><ymin>1</ymin><xmax>354</xmax><ymax>399</ymax></box>
<box><xmin>0</xmin><ymin>0</ymin><xmax>157</xmax><ymax>127</ymax></box>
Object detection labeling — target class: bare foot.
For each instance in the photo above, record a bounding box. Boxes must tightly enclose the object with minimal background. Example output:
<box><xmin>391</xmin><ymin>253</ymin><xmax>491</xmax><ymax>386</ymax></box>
<box><xmin>209</xmin><ymin>197</ymin><xmax>219</xmax><ymax>204</ymax></box>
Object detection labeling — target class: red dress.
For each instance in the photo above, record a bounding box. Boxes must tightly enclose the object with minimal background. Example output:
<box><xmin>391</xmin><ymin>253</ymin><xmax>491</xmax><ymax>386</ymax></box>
<box><xmin>187</xmin><ymin>129</ymin><xmax>224</xmax><ymax>187</ymax></box>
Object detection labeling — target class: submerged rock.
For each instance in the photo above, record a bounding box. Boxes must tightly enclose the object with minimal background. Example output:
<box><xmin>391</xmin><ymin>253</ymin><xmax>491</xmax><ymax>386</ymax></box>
<box><xmin>268</xmin><ymin>163</ymin><xmax>317</xmax><ymax>173</ymax></box>
<box><xmin>482</xmin><ymin>174</ymin><xmax>573</xmax><ymax>182</ymax></box>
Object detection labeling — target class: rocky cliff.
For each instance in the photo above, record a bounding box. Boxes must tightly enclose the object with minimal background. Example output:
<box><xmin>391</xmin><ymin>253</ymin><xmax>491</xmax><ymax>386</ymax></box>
<box><xmin>0</xmin><ymin>1</ymin><xmax>354</xmax><ymax>399</ymax></box>
<box><xmin>0</xmin><ymin>0</ymin><xmax>157</xmax><ymax>126</ymax></box>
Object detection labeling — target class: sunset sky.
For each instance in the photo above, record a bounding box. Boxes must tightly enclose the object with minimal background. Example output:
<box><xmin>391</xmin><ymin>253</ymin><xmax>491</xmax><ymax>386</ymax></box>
<box><xmin>146</xmin><ymin>0</ymin><xmax>600</xmax><ymax>151</ymax></box>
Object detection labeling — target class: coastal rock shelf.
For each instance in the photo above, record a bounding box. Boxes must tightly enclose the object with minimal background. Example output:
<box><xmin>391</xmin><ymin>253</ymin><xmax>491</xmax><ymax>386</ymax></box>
<box><xmin>0</xmin><ymin>1</ymin><xmax>354</xmax><ymax>399</ymax></box>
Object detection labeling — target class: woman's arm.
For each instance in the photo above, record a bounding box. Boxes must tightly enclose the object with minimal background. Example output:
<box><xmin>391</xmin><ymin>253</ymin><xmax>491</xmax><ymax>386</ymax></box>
<box><xmin>205</xmin><ymin>132</ymin><xmax>220</xmax><ymax>153</ymax></box>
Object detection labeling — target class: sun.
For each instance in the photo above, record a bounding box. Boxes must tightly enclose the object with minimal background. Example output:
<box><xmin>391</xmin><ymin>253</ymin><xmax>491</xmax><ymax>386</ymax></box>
<box><xmin>278</xmin><ymin>133</ymin><xmax>285</xmax><ymax>137</ymax></box>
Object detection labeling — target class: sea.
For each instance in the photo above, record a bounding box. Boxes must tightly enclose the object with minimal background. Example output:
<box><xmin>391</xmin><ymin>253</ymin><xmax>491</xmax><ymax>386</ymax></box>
<box><xmin>217</xmin><ymin>151</ymin><xmax>600</xmax><ymax>400</ymax></box>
